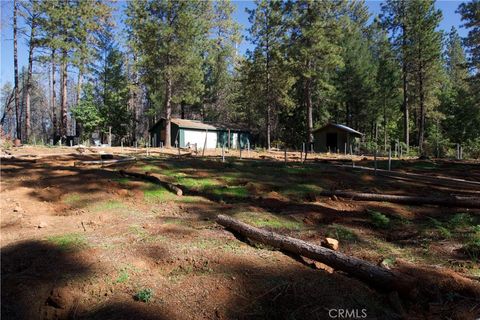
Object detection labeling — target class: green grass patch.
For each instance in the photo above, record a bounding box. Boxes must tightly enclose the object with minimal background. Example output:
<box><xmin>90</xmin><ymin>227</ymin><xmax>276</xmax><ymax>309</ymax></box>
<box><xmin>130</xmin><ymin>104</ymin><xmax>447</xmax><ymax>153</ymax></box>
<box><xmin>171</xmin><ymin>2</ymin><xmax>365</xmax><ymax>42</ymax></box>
<box><xmin>143</xmin><ymin>185</ymin><xmax>176</xmax><ymax>202</ymax></box>
<box><xmin>235</xmin><ymin>212</ymin><xmax>304</xmax><ymax>231</ymax></box>
<box><xmin>326</xmin><ymin>224</ymin><xmax>358</xmax><ymax>242</ymax></box>
<box><xmin>91</xmin><ymin>200</ymin><xmax>127</xmax><ymax>212</ymax></box>
<box><xmin>112</xmin><ymin>177</ymin><xmax>131</xmax><ymax>185</ymax></box>
<box><xmin>63</xmin><ymin>193</ymin><xmax>90</xmax><ymax>208</ymax></box>
<box><xmin>47</xmin><ymin>233</ymin><xmax>88</xmax><ymax>251</ymax></box>
<box><xmin>210</xmin><ymin>186</ymin><xmax>249</xmax><ymax>199</ymax></box>
<box><xmin>128</xmin><ymin>224</ymin><xmax>164</xmax><ymax>242</ymax></box>
<box><xmin>175</xmin><ymin>177</ymin><xmax>219</xmax><ymax>189</ymax></box>
<box><xmin>279</xmin><ymin>183</ymin><xmax>322</xmax><ymax>200</ymax></box>
<box><xmin>115</xmin><ymin>268</ymin><xmax>130</xmax><ymax>284</ymax></box>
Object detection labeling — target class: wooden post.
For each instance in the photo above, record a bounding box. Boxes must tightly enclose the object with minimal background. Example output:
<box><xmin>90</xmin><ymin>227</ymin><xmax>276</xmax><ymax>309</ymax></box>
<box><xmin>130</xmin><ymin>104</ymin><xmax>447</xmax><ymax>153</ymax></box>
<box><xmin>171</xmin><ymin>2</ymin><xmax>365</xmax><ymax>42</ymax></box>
<box><xmin>146</xmin><ymin>141</ymin><xmax>150</xmax><ymax>156</ymax></box>
<box><xmin>284</xmin><ymin>148</ymin><xmax>287</xmax><ymax>164</ymax></box>
<box><xmin>399</xmin><ymin>144</ymin><xmax>402</xmax><ymax>159</ymax></box>
<box><xmin>227</xmin><ymin>129</ymin><xmax>231</xmax><ymax>149</ymax></box>
<box><xmin>70</xmin><ymin>140</ymin><xmax>73</xmax><ymax>147</ymax></box>
<box><xmin>344</xmin><ymin>143</ymin><xmax>347</xmax><ymax>155</ymax></box>
<box><xmin>456</xmin><ymin>143</ymin><xmax>460</xmax><ymax>160</ymax></box>
<box><xmin>460</xmin><ymin>145</ymin><xmax>463</xmax><ymax>160</ymax></box>
<box><xmin>388</xmin><ymin>148</ymin><xmax>392</xmax><ymax>172</ymax></box>
<box><xmin>121</xmin><ymin>140</ymin><xmax>124</xmax><ymax>152</ymax></box>
<box><xmin>202</xmin><ymin>129</ymin><xmax>208</xmax><ymax>157</ymax></box>
<box><xmin>247</xmin><ymin>140</ymin><xmax>250</xmax><ymax>158</ymax></box>
<box><xmin>302</xmin><ymin>143</ymin><xmax>306</xmax><ymax>163</ymax></box>
<box><xmin>108</xmin><ymin>126</ymin><xmax>112</xmax><ymax>146</ymax></box>
<box><xmin>222</xmin><ymin>144</ymin><xmax>225</xmax><ymax>162</ymax></box>
<box><xmin>374</xmin><ymin>149</ymin><xmax>377</xmax><ymax>176</ymax></box>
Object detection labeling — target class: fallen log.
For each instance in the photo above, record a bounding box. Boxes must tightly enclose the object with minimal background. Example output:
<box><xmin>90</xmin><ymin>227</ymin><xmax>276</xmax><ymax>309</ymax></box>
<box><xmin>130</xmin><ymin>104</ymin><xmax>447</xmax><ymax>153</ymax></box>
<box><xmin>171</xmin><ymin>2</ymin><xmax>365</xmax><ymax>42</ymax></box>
<box><xmin>319</xmin><ymin>190</ymin><xmax>480</xmax><ymax>209</ymax></box>
<box><xmin>119</xmin><ymin>170</ymin><xmax>182</xmax><ymax>196</ymax></box>
<box><xmin>0</xmin><ymin>156</ymin><xmax>37</xmax><ymax>163</ymax></box>
<box><xmin>217</xmin><ymin>214</ymin><xmax>414</xmax><ymax>293</ymax></box>
<box><xmin>74</xmin><ymin>157</ymin><xmax>136</xmax><ymax>167</ymax></box>
<box><xmin>341</xmin><ymin>164</ymin><xmax>480</xmax><ymax>189</ymax></box>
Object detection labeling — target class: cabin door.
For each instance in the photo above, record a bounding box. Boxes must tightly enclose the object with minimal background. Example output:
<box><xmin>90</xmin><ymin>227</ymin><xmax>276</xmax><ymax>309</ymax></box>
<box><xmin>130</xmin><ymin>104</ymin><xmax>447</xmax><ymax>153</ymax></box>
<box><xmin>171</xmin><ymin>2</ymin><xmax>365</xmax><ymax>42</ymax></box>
<box><xmin>326</xmin><ymin>133</ymin><xmax>337</xmax><ymax>152</ymax></box>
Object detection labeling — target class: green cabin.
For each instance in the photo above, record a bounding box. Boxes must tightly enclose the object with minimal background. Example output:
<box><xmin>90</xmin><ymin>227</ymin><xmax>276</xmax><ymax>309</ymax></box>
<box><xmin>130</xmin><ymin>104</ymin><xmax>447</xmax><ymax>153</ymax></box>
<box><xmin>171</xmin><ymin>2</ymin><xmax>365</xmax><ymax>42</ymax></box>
<box><xmin>149</xmin><ymin>118</ymin><xmax>252</xmax><ymax>149</ymax></box>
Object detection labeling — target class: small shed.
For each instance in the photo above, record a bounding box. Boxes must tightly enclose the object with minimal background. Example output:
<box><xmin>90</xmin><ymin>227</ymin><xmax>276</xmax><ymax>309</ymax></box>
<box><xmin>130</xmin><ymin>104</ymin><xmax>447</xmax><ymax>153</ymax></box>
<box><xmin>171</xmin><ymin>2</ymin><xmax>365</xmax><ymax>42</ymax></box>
<box><xmin>149</xmin><ymin>118</ymin><xmax>252</xmax><ymax>149</ymax></box>
<box><xmin>313</xmin><ymin>123</ymin><xmax>363</xmax><ymax>153</ymax></box>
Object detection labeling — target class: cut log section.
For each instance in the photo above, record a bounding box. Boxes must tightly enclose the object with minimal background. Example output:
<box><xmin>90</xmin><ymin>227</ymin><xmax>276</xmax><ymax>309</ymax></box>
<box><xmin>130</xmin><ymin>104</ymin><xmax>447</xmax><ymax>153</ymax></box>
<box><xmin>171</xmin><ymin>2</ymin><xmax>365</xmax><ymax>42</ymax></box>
<box><xmin>216</xmin><ymin>214</ymin><xmax>414</xmax><ymax>293</ymax></box>
<box><xmin>74</xmin><ymin>157</ymin><xmax>136</xmax><ymax>167</ymax></box>
<box><xmin>119</xmin><ymin>170</ymin><xmax>183</xmax><ymax>196</ymax></box>
<box><xmin>319</xmin><ymin>190</ymin><xmax>480</xmax><ymax>208</ymax></box>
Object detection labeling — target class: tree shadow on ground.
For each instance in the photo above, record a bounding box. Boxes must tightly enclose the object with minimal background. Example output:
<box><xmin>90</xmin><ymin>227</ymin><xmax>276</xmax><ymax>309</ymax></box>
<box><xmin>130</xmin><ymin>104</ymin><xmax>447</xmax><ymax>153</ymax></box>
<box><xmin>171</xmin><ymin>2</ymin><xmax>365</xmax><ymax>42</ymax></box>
<box><xmin>1</xmin><ymin>240</ymin><xmax>175</xmax><ymax>320</ymax></box>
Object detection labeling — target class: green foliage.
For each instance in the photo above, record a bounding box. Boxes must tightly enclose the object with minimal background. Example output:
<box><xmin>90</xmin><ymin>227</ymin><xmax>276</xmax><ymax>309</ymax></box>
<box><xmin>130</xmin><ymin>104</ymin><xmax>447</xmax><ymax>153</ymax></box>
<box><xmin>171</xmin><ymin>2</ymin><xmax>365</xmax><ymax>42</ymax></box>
<box><xmin>368</xmin><ymin>210</ymin><xmax>391</xmax><ymax>229</ymax></box>
<box><xmin>465</xmin><ymin>138</ymin><xmax>480</xmax><ymax>159</ymax></box>
<box><xmin>326</xmin><ymin>224</ymin><xmax>358</xmax><ymax>242</ymax></box>
<box><xmin>134</xmin><ymin>288</ymin><xmax>153</xmax><ymax>303</ymax></box>
<box><xmin>72</xmin><ymin>84</ymin><xmax>103</xmax><ymax>139</ymax></box>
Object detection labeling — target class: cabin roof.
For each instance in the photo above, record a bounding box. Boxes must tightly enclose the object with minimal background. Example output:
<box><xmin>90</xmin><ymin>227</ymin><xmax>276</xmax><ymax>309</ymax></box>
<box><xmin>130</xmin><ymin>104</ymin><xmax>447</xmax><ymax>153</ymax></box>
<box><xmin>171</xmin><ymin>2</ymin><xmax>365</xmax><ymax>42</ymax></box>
<box><xmin>149</xmin><ymin>118</ymin><xmax>250</xmax><ymax>132</ymax></box>
<box><xmin>313</xmin><ymin>123</ymin><xmax>363</xmax><ymax>136</ymax></box>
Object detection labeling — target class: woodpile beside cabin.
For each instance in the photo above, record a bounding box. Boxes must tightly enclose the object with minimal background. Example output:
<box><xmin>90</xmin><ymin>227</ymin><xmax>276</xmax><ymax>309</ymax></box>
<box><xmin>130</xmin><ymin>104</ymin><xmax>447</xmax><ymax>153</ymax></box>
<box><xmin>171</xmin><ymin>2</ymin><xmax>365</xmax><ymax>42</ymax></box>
<box><xmin>149</xmin><ymin>118</ymin><xmax>252</xmax><ymax>149</ymax></box>
<box><xmin>313</xmin><ymin>123</ymin><xmax>363</xmax><ymax>153</ymax></box>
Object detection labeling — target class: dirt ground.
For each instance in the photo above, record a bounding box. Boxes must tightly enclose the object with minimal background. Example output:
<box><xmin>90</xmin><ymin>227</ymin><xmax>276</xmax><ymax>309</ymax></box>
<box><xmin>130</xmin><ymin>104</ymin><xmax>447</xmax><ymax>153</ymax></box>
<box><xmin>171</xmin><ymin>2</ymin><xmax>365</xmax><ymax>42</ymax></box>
<box><xmin>1</xmin><ymin>146</ymin><xmax>479</xmax><ymax>319</ymax></box>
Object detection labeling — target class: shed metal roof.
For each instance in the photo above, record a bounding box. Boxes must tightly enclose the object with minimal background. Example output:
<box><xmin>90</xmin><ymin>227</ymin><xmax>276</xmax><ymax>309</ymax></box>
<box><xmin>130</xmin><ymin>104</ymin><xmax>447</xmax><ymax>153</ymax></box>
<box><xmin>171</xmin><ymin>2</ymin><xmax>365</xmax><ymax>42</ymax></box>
<box><xmin>313</xmin><ymin>123</ymin><xmax>363</xmax><ymax>136</ymax></box>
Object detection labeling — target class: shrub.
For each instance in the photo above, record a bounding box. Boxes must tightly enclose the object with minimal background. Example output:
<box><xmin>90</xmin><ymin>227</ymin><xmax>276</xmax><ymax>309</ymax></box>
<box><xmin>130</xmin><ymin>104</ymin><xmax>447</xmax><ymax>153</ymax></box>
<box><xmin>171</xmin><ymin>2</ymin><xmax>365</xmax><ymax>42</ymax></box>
<box><xmin>465</xmin><ymin>138</ymin><xmax>480</xmax><ymax>159</ymax></box>
<box><xmin>368</xmin><ymin>210</ymin><xmax>390</xmax><ymax>229</ymax></box>
<box><xmin>134</xmin><ymin>288</ymin><xmax>153</xmax><ymax>303</ymax></box>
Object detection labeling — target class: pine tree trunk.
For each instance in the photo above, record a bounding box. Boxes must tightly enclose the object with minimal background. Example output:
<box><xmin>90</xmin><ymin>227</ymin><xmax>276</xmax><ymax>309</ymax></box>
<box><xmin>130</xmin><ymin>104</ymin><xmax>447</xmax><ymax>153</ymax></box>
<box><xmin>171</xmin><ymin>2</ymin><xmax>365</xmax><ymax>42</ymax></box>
<box><xmin>13</xmin><ymin>0</ymin><xmax>21</xmax><ymax>141</ymax></box>
<box><xmin>25</xmin><ymin>20</ymin><xmax>36</xmax><ymax>143</ymax></box>
<box><xmin>60</xmin><ymin>50</ymin><xmax>68</xmax><ymax>138</ymax></box>
<box><xmin>164</xmin><ymin>73</ymin><xmax>172</xmax><ymax>148</ymax></box>
<box><xmin>265</xmin><ymin>13</ymin><xmax>271</xmax><ymax>151</ymax></box>
<box><xmin>401</xmin><ymin>22</ymin><xmax>409</xmax><ymax>153</ymax></box>
<box><xmin>418</xmin><ymin>69</ymin><xmax>425</xmax><ymax>154</ymax></box>
<box><xmin>51</xmin><ymin>50</ymin><xmax>57</xmax><ymax>139</ymax></box>
<box><xmin>306</xmin><ymin>77</ymin><xmax>313</xmax><ymax>146</ymax></box>
<box><xmin>383</xmin><ymin>95</ymin><xmax>387</xmax><ymax>151</ymax></box>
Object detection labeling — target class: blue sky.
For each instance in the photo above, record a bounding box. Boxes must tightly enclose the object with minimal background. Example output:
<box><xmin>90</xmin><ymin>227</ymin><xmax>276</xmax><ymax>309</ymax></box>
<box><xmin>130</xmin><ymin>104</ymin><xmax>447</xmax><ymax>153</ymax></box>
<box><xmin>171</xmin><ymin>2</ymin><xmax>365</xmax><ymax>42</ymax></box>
<box><xmin>0</xmin><ymin>1</ymin><xmax>469</xmax><ymax>87</ymax></box>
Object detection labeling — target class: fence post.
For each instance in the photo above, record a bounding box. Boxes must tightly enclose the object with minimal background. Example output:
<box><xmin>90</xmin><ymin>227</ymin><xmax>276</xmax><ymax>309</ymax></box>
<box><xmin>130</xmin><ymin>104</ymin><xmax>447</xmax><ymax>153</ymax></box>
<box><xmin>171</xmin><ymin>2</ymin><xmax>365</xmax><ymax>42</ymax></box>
<box><xmin>222</xmin><ymin>144</ymin><xmax>225</xmax><ymax>162</ymax></box>
<box><xmin>302</xmin><ymin>142</ymin><xmax>306</xmax><ymax>163</ymax></box>
<box><xmin>121</xmin><ymin>140</ymin><xmax>124</xmax><ymax>152</ymax></box>
<box><xmin>344</xmin><ymin>143</ymin><xmax>347</xmax><ymax>155</ymax></box>
<box><xmin>456</xmin><ymin>143</ymin><xmax>460</xmax><ymax>160</ymax></box>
